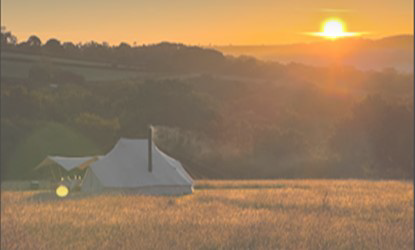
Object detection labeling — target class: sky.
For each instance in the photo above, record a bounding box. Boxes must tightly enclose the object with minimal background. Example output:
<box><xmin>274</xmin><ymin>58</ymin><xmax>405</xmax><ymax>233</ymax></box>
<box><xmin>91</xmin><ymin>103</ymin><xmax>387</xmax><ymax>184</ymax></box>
<box><xmin>1</xmin><ymin>0</ymin><xmax>413</xmax><ymax>46</ymax></box>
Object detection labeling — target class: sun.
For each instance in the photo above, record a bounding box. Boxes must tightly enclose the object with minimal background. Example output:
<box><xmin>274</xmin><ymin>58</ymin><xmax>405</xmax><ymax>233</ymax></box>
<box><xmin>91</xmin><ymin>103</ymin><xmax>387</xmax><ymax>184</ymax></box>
<box><xmin>308</xmin><ymin>18</ymin><xmax>361</xmax><ymax>40</ymax></box>
<box><xmin>323</xmin><ymin>20</ymin><xmax>345</xmax><ymax>39</ymax></box>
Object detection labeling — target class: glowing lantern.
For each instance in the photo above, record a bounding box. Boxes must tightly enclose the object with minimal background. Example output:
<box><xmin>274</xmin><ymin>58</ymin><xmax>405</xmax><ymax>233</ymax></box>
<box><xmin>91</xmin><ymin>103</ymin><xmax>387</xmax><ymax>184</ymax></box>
<box><xmin>56</xmin><ymin>185</ymin><xmax>69</xmax><ymax>197</ymax></box>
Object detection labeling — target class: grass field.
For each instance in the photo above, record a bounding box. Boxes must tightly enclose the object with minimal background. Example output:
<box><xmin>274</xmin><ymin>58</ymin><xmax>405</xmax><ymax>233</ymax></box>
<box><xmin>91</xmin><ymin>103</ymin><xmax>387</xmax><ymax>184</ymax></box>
<box><xmin>0</xmin><ymin>59</ymin><xmax>143</xmax><ymax>82</ymax></box>
<box><xmin>1</xmin><ymin>180</ymin><xmax>413</xmax><ymax>250</ymax></box>
<box><xmin>1</xmin><ymin>50</ymin><xmax>145</xmax><ymax>81</ymax></box>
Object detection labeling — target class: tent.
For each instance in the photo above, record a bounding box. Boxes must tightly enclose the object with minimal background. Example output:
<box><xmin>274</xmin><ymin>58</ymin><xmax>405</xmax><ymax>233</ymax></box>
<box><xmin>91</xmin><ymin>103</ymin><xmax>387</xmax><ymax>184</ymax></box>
<box><xmin>35</xmin><ymin>155</ymin><xmax>102</xmax><ymax>180</ymax></box>
<box><xmin>81</xmin><ymin>138</ymin><xmax>194</xmax><ymax>195</ymax></box>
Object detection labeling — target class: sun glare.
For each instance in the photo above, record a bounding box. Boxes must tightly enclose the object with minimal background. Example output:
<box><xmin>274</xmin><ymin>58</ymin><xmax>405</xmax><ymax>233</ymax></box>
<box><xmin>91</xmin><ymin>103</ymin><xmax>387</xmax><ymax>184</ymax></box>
<box><xmin>323</xmin><ymin>20</ymin><xmax>344</xmax><ymax>39</ymax></box>
<box><xmin>308</xmin><ymin>18</ymin><xmax>361</xmax><ymax>40</ymax></box>
<box><xmin>56</xmin><ymin>185</ymin><xmax>69</xmax><ymax>197</ymax></box>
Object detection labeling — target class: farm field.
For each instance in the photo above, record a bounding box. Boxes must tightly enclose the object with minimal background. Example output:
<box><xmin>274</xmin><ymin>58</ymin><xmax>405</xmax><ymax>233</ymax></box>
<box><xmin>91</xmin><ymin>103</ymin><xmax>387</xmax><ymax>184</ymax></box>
<box><xmin>0</xmin><ymin>58</ymin><xmax>143</xmax><ymax>82</ymax></box>
<box><xmin>1</xmin><ymin>50</ymin><xmax>145</xmax><ymax>81</ymax></box>
<box><xmin>1</xmin><ymin>180</ymin><xmax>413</xmax><ymax>250</ymax></box>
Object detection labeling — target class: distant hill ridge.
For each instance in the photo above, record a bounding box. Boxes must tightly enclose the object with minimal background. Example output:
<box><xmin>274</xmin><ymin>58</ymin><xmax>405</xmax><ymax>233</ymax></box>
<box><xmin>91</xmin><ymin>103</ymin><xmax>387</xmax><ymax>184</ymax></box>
<box><xmin>213</xmin><ymin>35</ymin><xmax>414</xmax><ymax>51</ymax></box>
<box><xmin>1</xmin><ymin>34</ymin><xmax>413</xmax><ymax>83</ymax></box>
<box><xmin>213</xmin><ymin>35</ymin><xmax>414</xmax><ymax>73</ymax></box>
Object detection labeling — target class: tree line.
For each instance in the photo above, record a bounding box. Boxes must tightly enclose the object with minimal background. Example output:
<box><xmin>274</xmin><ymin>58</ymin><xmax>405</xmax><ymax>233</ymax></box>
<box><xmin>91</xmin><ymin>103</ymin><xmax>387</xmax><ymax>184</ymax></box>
<box><xmin>1</xmin><ymin>27</ymin><xmax>226</xmax><ymax>73</ymax></box>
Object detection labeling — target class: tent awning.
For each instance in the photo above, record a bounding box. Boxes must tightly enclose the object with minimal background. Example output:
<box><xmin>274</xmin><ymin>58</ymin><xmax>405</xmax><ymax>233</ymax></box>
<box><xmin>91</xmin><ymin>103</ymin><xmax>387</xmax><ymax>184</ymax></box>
<box><xmin>35</xmin><ymin>156</ymin><xmax>102</xmax><ymax>171</ymax></box>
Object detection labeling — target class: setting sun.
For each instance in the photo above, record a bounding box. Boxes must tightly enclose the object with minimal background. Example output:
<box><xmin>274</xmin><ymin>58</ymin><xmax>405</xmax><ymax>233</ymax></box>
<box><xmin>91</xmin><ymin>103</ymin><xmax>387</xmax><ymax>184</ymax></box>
<box><xmin>323</xmin><ymin>20</ymin><xmax>345</xmax><ymax>39</ymax></box>
<box><xmin>309</xmin><ymin>18</ymin><xmax>362</xmax><ymax>40</ymax></box>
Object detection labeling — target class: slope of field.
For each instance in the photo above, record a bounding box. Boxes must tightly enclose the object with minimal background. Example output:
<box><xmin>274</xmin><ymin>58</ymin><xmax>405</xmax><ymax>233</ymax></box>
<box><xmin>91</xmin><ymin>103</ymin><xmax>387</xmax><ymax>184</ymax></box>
<box><xmin>1</xmin><ymin>51</ymin><xmax>144</xmax><ymax>81</ymax></box>
<box><xmin>1</xmin><ymin>180</ymin><xmax>413</xmax><ymax>250</ymax></box>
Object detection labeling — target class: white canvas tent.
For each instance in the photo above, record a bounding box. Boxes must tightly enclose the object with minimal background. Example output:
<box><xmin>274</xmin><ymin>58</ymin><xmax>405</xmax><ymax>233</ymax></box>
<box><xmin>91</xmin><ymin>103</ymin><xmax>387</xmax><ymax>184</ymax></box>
<box><xmin>81</xmin><ymin>138</ymin><xmax>194</xmax><ymax>195</ymax></box>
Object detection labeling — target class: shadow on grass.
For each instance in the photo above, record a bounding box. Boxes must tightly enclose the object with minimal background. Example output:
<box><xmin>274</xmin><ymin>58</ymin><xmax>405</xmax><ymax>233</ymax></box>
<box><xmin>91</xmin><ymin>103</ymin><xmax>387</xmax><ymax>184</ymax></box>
<box><xmin>24</xmin><ymin>190</ymin><xmax>191</xmax><ymax>203</ymax></box>
<box><xmin>194</xmin><ymin>193</ymin><xmax>363</xmax><ymax>219</ymax></box>
<box><xmin>197</xmin><ymin>195</ymin><xmax>338</xmax><ymax>214</ymax></box>
<box><xmin>194</xmin><ymin>184</ymin><xmax>310</xmax><ymax>190</ymax></box>
<box><xmin>24</xmin><ymin>191</ymin><xmax>98</xmax><ymax>203</ymax></box>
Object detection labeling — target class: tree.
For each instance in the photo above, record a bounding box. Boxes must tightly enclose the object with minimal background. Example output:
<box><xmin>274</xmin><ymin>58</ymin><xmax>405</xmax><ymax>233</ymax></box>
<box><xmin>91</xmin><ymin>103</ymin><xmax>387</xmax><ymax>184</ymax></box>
<box><xmin>43</xmin><ymin>38</ymin><xmax>63</xmax><ymax>55</ymax></box>
<box><xmin>27</xmin><ymin>35</ymin><xmax>42</xmax><ymax>47</ymax></box>
<box><xmin>1</xmin><ymin>26</ymin><xmax>17</xmax><ymax>48</ymax></box>
<box><xmin>330</xmin><ymin>95</ymin><xmax>413</xmax><ymax>179</ymax></box>
<box><xmin>118</xmin><ymin>42</ymin><xmax>131</xmax><ymax>50</ymax></box>
<box><xmin>81</xmin><ymin>41</ymin><xmax>111</xmax><ymax>61</ymax></box>
<box><xmin>114</xmin><ymin>42</ymin><xmax>132</xmax><ymax>64</ymax></box>
<box><xmin>62</xmin><ymin>42</ymin><xmax>81</xmax><ymax>58</ymax></box>
<box><xmin>17</xmin><ymin>35</ymin><xmax>42</xmax><ymax>53</ymax></box>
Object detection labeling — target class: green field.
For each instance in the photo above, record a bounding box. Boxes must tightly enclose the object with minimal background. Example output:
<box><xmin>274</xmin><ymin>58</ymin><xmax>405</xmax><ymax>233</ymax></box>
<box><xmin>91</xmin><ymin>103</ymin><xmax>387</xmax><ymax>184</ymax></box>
<box><xmin>1</xmin><ymin>180</ymin><xmax>413</xmax><ymax>250</ymax></box>
<box><xmin>1</xmin><ymin>51</ymin><xmax>145</xmax><ymax>81</ymax></box>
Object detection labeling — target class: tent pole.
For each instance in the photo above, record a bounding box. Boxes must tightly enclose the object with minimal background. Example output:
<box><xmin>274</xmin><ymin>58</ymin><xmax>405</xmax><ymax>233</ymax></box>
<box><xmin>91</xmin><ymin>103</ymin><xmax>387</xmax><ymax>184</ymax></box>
<box><xmin>148</xmin><ymin>125</ymin><xmax>153</xmax><ymax>172</ymax></box>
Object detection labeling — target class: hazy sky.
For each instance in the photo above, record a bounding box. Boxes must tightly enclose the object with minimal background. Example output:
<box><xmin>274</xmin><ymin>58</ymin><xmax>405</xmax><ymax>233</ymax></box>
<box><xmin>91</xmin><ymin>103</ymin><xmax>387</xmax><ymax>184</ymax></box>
<box><xmin>2</xmin><ymin>0</ymin><xmax>413</xmax><ymax>45</ymax></box>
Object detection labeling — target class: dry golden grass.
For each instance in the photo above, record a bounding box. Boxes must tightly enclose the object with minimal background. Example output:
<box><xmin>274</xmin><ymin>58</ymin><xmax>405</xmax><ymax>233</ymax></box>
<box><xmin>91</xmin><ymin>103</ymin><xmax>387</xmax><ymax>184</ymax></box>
<box><xmin>1</xmin><ymin>180</ymin><xmax>413</xmax><ymax>250</ymax></box>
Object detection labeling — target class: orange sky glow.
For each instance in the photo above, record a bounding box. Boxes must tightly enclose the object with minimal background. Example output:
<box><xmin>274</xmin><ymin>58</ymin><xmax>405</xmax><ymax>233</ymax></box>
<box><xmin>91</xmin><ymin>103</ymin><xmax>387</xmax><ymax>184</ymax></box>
<box><xmin>1</xmin><ymin>0</ymin><xmax>413</xmax><ymax>46</ymax></box>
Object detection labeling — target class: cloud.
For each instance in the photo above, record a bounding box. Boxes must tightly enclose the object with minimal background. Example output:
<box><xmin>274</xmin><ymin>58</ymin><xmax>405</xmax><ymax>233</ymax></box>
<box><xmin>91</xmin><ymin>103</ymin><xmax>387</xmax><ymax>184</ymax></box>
<box><xmin>318</xmin><ymin>8</ymin><xmax>355</xmax><ymax>13</ymax></box>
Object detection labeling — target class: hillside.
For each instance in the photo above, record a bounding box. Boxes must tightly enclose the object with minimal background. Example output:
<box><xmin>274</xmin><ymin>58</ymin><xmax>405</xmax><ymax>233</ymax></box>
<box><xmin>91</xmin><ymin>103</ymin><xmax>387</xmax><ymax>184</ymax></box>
<box><xmin>1</xmin><ymin>35</ymin><xmax>413</xmax><ymax>181</ymax></box>
<box><xmin>214</xmin><ymin>35</ymin><xmax>414</xmax><ymax>73</ymax></box>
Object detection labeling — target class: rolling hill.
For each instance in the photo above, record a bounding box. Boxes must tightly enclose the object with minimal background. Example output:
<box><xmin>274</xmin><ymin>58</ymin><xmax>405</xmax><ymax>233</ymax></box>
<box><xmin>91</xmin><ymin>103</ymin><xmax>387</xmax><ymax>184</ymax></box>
<box><xmin>214</xmin><ymin>35</ymin><xmax>414</xmax><ymax>73</ymax></box>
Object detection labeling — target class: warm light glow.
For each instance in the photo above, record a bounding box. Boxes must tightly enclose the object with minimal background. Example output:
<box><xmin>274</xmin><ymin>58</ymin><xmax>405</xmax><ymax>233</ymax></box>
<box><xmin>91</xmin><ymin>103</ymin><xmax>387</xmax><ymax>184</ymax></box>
<box><xmin>323</xmin><ymin>20</ymin><xmax>345</xmax><ymax>39</ymax></box>
<box><xmin>308</xmin><ymin>18</ymin><xmax>362</xmax><ymax>40</ymax></box>
<box><xmin>56</xmin><ymin>185</ymin><xmax>69</xmax><ymax>197</ymax></box>
<box><xmin>2</xmin><ymin>1</ymin><xmax>410</xmax><ymax>45</ymax></box>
